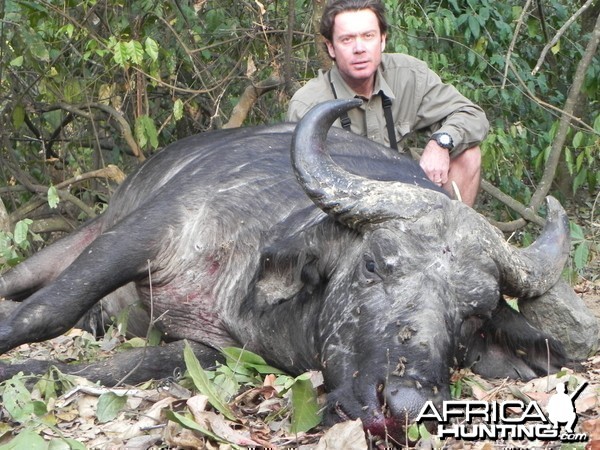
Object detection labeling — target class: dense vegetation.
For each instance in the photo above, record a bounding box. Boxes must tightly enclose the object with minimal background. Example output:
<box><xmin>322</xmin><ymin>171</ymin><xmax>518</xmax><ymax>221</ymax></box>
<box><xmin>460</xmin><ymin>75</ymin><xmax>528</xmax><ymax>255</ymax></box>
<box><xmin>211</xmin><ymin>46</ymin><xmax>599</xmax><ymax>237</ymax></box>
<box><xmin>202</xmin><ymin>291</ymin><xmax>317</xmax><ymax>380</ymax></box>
<box><xmin>0</xmin><ymin>0</ymin><xmax>598</xmax><ymax>269</ymax></box>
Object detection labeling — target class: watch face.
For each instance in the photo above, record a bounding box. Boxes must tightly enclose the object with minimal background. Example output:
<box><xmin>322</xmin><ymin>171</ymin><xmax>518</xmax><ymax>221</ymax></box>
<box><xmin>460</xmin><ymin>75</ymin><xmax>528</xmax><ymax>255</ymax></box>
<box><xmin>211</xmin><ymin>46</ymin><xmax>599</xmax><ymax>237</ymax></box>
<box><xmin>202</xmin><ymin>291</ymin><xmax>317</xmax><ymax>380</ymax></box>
<box><xmin>434</xmin><ymin>133</ymin><xmax>453</xmax><ymax>149</ymax></box>
<box><xmin>439</xmin><ymin>134</ymin><xmax>451</xmax><ymax>145</ymax></box>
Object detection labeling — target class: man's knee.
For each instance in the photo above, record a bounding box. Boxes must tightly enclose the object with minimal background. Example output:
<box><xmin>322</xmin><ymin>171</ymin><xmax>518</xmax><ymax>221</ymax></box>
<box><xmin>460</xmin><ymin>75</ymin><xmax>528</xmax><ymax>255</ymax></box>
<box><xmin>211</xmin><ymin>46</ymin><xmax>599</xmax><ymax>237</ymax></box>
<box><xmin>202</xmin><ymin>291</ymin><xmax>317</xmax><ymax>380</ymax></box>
<box><xmin>452</xmin><ymin>146</ymin><xmax>481</xmax><ymax>175</ymax></box>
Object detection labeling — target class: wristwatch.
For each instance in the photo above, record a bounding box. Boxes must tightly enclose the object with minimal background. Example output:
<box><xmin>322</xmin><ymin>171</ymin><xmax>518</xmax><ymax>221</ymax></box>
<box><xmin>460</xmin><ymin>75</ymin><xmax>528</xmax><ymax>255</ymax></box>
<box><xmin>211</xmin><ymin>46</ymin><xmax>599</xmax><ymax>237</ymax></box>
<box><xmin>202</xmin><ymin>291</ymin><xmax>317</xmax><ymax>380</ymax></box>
<box><xmin>430</xmin><ymin>132</ymin><xmax>454</xmax><ymax>150</ymax></box>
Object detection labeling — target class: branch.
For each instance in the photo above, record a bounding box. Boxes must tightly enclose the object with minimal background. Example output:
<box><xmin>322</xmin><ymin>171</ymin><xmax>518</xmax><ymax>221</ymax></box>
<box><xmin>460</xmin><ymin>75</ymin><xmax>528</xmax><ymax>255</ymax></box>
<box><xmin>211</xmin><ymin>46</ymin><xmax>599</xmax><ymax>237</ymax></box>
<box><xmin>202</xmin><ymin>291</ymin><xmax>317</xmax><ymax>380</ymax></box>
<box><xmin>530</xmin><ymin>11</ymin><xmax>600</xmax><ymax>209</ymax></box>
<box><xmin>502</xmin><ymin>0</ymin><xmax>534</xmax><ymax>89</ymax></box>
<box><xmin>54</xmin><ymin>165</ymin><xmax>126</xmax><ymax>189</ymax></box>
<box><xmin>56</xmin><ymin>190</ymin><xmax>97</xmax><ymax>219</ymax></box>
<box><xmin>487</xmin><ymin>11</ymin><xmax>600</xmax><ymax>231</ymax></box>
<box><xmin>532</xmin><ymin>0</ymin><xmax>595</xmax><ymax>75</ymax></box>
<box><xmin>0</xmin><ymin>196</ymin><xmax>9</xmax><ymax>234</ymax></box>
<box><xmin>29</xmin><ymin>217</ymin><xmax>76</xmax><ymax>234</ymax></box>
<box><xmin>4</xmin><ymin>165</ymin><xmax>126</xmax><ymax>225</ymax></box>
<box><xmin>222</xmin><ymin>77</ymin><xmax>283</xmax><ymax>128</ymax></box>
<box><xmin>54</xmin><ymin>102</ymin><xmax>144</xmax><ymax>161</ymax></box>
<box><xmin>507</xmin><ymin>60</ymin><xmax>597</xmax><ymax>134</ymax></box>
<box><xmin>480</xmin><ymin>179</ymin><xmax>544</xmax><ymax>229</ymax></box>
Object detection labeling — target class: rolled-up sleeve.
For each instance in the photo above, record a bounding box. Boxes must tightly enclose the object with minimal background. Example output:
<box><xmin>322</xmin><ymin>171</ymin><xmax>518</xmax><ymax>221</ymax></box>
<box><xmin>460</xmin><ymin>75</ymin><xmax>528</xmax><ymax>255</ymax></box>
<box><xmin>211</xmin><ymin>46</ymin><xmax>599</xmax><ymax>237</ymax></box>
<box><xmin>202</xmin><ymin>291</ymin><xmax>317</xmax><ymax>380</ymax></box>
<box><xmin>413</xmin><ymin>68</ymin><xmax>489</xmax><ymax>155</ymax></box>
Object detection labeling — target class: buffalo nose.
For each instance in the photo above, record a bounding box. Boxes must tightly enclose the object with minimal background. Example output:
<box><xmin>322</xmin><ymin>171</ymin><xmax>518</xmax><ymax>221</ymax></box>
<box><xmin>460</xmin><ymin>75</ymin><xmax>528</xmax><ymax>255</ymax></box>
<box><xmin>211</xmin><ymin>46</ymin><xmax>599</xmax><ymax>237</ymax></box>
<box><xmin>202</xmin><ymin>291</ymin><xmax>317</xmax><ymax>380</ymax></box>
<box><xmin>383</xmin><ymin>381</ymin><xmax>446</xmax><ymax>422</ymax></box>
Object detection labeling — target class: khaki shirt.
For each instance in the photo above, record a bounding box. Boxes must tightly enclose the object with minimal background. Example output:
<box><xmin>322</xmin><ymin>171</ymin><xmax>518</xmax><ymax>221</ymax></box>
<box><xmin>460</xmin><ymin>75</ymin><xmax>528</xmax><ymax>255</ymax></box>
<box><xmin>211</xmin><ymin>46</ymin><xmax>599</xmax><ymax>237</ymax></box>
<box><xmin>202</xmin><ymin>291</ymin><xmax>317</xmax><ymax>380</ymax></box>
<box><xmin>287</xmin><ymin>53</ymin><xmax>489</xmax><ymax>156</ymax></box>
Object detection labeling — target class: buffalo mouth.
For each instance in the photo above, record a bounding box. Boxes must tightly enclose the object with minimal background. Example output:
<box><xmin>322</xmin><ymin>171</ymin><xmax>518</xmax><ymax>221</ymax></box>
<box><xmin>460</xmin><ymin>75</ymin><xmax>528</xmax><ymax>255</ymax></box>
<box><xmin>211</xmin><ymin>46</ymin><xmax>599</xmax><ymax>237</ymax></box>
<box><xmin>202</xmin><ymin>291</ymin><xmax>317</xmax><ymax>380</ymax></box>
<box><xmin>327</xmin><ymin>377</ymin><xmax>446</xmax><ymax>445</ymax></box>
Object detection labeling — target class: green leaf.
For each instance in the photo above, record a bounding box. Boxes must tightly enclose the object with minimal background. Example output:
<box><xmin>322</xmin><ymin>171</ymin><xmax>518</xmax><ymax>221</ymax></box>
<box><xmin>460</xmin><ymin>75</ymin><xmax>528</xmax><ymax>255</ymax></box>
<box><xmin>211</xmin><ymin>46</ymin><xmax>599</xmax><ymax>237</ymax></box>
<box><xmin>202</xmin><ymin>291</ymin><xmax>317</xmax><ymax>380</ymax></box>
<box><xmin>2</xmin><ymin>376</ymin><xmax>45</xmax><ymax>422</ymax></box>
<box><xmin>145</xmin><ymin>37</ymin><xmax>159</xmax><ymax>61</ymax></box>
<box><xmin>183</xmin><ymin>341</ymin><xmax>236</xmax><ymax>421</ymax></box>
<box><xmin>419</xmin><ymin>423</ymin><xmax>431</xmax><ymax>439</ymax></box>
<box><xmin>135</xmin><ymin>115</ymin><xmax>159</xmax><ymax>149</ymax></box>
<box><xmin>0</xmin><ymin>430</ymin><xmax>47</xmax><ymax>450</ymax></box>
<box><xmin>451</xmin><ymin>378</ymin><xmax>462</xmax><ymax>398</ymax></box>
<box><xmin>573</xmin><ymin>242</ymin><xmax>589</xmax><ymax>271</ymax></box>
<box><xmin>13</xmin><ymin>219</ymin><xmax>32</xmax><ymax>248</ymax></box>
<box><xmin>594</xmin><ymin>114</ymin><xmax>600</xmax><ymax>133</ymax></box>
<box><xmin>134</xmin><ymin>116</ymin><xmax>147</xmax><ymax>147</ymax></box>
<box><xmin>22</xmin><ymin>27</ymin><xmax>50</xmax><ymax>62</ymax></box>
<box><xmin>96</xmin><ymin>392</ymin><xmax>127</xmax><ymax>423</ymax></box>
<box><xmin>143</xmin><ymin>117</ymin><xmax>159</xmax><ymax>149</ymax></box>
<box><xmin>467</xmin><ymin>15</ymin><xmax>480</xmax><ymax>39</ymax></box>
<box><xmin>173</xmin><ymin>98</ymin><xmax>184</xmax><ymax>121</ymax></box>
<box><xmin>12</xmin><ymin>104</ymin><xmax>25</xmax><ymax>128</ymax></box>
<box><xmin>48</xmin><ymin>185</ymin><xmax>60</xmax><ymax>208</ymax></box>
<box><xmin>289</xmin><ymin>375</ymin><xmax>321</xmax><ymax>434</ymax></box>
<box><xmin>47</xmin><ymin>437</ymin><xmax>86</xmax><ymax>450</ymax></box>
<box><xmin>222</xmin><ymin>347</ymin><xmax>286</xmax><ymax>375</ymax></box>
<box><xmin>570</xmin><ymin>221</ymin><xmax>585</xmax><ymax>242</ymax></box>
<box><xmin>572</xmin><ymin>131</ymin><xmax>584</xmax><ymax>148</ymax></box>
<box><xmin>9</xmin><ymin>56</ymin><xmax>23</xmax><ymax>67</ymax></box>
<box><xmin>572</xmin><ymin>167</ymin><xmax>587</xmax><ymax>194</ymax></box>
<box><xmin>407</xmin><ymin>423</ymin><xmax>421</xmax><ymax>441</ymax></box>
<box><xmin>112</xmin><ymin>41</ymin><xmax>129</xmax><ymax>67</ymax></box>
<box><xmin>58</xmin><ymin>23</ymin><xmax>75</xmax><ymax>39</ymax></box>
<box><xmin>126</xmin><ymin>40</ymin><xmax>144</xmax><ymax>65</ymax></box>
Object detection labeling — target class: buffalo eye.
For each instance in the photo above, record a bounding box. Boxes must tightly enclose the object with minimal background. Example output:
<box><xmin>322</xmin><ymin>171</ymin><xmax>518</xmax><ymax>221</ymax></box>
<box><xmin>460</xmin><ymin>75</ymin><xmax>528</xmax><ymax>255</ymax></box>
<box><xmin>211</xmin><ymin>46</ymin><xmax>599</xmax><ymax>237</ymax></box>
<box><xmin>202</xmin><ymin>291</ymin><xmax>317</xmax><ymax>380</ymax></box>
<box><xmin>361</xmin><ymin>257</ymin><xmax>381</xmax><ymax>285</ymax></box>
<box><xmin>365</xmin><ymin>259</ymin><xmax>376</xmax><ymax>273</ymax></box>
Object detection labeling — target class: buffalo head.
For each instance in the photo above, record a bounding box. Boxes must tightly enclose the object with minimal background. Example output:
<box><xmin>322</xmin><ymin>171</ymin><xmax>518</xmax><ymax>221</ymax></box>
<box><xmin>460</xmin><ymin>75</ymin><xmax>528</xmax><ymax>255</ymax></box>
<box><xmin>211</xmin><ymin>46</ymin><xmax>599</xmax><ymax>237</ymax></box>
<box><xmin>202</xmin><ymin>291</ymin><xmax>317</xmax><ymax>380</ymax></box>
<box><xmin>289</xmin><ymin>99</ymin><xmax>570</xmax><ymax>441</ymax></box>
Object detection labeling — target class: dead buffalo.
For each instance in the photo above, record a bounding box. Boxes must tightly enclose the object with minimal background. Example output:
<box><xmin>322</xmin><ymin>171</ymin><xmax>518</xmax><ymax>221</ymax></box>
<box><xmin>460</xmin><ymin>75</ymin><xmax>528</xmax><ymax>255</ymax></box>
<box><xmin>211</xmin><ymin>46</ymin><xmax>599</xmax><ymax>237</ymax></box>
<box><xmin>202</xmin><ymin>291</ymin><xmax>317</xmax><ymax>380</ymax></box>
<box><xmin>0</xmin><ymin>99</ymin><xmax>570</xmax><ymax>442</ymax></box>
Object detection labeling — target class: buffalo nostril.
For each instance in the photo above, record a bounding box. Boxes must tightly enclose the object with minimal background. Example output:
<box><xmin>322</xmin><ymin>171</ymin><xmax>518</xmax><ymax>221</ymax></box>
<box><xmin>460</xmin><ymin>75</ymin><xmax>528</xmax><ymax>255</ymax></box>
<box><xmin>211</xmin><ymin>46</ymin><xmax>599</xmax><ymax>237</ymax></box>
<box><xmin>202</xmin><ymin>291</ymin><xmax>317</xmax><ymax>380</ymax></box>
<box><xmin>384</xmin><ymin>385</ymin><xmax>429</xmax><ymax>421</ymax></box>
<box><xmin>383</xmin><ymin>380</ymin><xmax>448</xmax><ymax>422</ymax></box>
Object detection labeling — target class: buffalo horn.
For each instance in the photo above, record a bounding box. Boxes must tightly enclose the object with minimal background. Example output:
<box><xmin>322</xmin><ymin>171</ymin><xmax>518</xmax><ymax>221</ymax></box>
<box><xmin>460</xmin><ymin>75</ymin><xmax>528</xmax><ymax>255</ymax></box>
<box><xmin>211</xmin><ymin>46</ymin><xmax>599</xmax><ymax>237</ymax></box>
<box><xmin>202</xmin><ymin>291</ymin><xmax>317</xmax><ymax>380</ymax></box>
<box><xmin>488</xmin><ymin>196</ymin><xmax>570</xmax><ymax>298</ymax></box>
<box><xmin>291</xmin><ymin>99</ymin><xmax>446</xmax><ymax>229</ymax></box>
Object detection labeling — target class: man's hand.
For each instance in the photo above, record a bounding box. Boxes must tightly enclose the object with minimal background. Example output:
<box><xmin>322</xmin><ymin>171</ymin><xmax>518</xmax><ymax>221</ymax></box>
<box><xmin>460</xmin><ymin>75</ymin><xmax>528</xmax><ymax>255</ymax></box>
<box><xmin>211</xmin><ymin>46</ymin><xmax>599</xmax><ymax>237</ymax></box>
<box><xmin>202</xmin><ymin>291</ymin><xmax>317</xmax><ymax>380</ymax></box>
<box><xmin>419</xmin><ymin>140</ymin><xmax>450</xmax><ymax>187</ymax></box>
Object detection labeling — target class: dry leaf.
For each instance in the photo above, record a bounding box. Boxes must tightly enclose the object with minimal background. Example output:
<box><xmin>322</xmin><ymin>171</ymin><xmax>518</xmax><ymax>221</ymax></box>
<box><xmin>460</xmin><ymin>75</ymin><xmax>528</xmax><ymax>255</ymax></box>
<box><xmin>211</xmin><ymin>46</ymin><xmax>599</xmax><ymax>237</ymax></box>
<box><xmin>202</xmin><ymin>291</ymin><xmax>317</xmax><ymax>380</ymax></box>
<box><xmin>314</xmin><ymin>419</ymin><xmax>367</xmax><ymax>450</ymax></box>
<box><xmin>194</xmin><ymin>410</ymin><xmax>260</xmax><ymax>447</ymax></box>
<box><xmin>187</xmin><ymin>394</ymin><xmax>210</xmax><ymax>419</ymax></box>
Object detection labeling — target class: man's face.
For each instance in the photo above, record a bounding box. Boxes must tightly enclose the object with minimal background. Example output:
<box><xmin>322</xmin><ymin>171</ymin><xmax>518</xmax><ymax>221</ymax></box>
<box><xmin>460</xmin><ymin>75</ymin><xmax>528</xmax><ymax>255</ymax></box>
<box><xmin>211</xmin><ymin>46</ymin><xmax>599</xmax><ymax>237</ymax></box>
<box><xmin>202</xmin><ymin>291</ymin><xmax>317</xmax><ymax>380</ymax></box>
<box><xmin>326</xmin><ymin>9</ymin><xmax>386</xmax><ymax>92</ymax></box>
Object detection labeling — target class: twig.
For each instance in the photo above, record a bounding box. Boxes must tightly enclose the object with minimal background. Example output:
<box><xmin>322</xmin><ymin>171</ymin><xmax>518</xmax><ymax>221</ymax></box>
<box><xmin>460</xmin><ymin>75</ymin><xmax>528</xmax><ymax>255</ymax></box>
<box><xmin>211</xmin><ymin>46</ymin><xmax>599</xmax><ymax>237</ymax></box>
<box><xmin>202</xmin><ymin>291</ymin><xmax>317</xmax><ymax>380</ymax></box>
<box><xmin>507</xmin><ymin>60</ymin><xmax>597</xmax><ymax>135</ymax></box>
<box><xmin>55</xmin><ymin>102</ymin><xmax>145</xmax><ymax>162</ymax></box>
<box><xmin>530</xmin><ymin>11</ymin><xmax>600</xmax><ymax>209</ymax></box>
<box><xmin>63</xmin><ymin>384</ymin><xmax>145</xmax><ymax>399</ymax></box>
<box><xmin>546</xmin><ymin>338</ymin><xmax>550</xmax><ymax>392</ymax></box>
<box><xmin>114</xmin><ymin>259</ymin><xmax>156</xmax><ymax>387</ymax></box>
<box><xmin>502</xmin><ymin>0</ymin><xmax>534</xmax><ymax>89</ymax></box>
<box><xmin>532</xmin><ymin>0</ymin><xmax>595</xmax><ymax>75</ymax></box>
<box><xmin>3</xmin><ymin>165</ymin><xmax>125</xmax><ymax>225</ymax></box>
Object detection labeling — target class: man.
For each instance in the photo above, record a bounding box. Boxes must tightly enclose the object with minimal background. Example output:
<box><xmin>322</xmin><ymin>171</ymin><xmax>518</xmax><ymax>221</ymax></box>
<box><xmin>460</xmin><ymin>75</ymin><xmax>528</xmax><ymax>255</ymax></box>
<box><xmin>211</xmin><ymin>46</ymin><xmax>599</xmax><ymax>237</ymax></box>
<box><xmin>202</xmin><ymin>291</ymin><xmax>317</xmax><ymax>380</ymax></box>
<box><xmin>287</xmin><ymin>0</ymin><xmax>489</xmax><ymax>207</ymax></box>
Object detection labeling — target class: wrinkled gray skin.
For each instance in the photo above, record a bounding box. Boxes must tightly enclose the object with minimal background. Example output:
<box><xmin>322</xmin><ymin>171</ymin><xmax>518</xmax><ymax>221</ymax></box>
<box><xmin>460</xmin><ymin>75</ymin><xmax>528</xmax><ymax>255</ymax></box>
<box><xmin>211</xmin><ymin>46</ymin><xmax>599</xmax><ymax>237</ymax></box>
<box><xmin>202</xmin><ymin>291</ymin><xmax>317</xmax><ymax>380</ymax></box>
<box><xmin>0</xmin><ymin>99</ymin><xmax>570</xmax><ymax>444</ymax></box>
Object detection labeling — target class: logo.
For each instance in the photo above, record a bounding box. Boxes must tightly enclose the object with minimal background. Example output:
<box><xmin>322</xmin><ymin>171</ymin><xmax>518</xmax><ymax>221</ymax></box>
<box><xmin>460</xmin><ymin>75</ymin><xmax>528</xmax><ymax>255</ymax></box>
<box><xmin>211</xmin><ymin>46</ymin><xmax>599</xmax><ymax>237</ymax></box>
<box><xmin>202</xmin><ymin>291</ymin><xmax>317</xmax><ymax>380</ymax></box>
<box><xmin>415</xmin><ymin>382</ymin><xmax>589</xmax><ymax>443</ymax></box>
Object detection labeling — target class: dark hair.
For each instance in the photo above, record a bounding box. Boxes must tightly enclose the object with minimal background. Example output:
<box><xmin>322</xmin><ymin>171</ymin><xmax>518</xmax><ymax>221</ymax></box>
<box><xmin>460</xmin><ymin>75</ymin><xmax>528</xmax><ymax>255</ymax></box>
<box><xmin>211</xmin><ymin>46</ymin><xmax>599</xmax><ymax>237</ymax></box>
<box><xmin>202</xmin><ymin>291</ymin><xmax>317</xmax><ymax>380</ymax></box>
<box><xmin>319</xmin><ymin>0</ymin><xmax>389</xmax><ymax>42</ymax></box>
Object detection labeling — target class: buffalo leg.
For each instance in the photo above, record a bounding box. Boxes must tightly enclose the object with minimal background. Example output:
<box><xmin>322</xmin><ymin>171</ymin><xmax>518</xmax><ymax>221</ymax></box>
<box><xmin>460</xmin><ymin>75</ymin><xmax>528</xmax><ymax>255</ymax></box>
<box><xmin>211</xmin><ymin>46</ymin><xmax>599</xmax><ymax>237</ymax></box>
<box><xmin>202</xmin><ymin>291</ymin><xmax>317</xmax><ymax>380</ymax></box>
<box><xmin>0</xmin><ymin>340</ymin><xmax>224</xmax><ymax>385</ymax></box>
<box><xmin>0</xmin><ymin>216</ymin><xmax>105</xmax><ymax>300</ymax></box>
<box><xmin>0</xmin><ymin>300</ymin><xmax>19</xmax><ymax>321</ymax></box>
<box><xmin>0</xmin><ymin>213</ymin><xmax>158</xmax><ymax>355</ymax></box>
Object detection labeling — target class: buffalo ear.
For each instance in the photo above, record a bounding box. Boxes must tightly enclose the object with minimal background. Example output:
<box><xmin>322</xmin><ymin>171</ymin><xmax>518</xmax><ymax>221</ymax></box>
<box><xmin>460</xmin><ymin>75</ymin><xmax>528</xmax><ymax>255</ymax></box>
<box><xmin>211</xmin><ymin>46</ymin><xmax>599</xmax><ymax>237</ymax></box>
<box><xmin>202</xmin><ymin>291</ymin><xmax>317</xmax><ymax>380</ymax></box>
<box><xmin>300</xmin><ymin>257</ymin><xmax>322</xmax><ymax>287</ymax></box>
<box><xmin>250</xmin><ymin>240</ymin><xmax>326</xmax><ymax>308</ymax></box>
<box><xmin>460</xmin><ymin>299</ymin><xmax>567</xmax><ymax>380</ymax></box>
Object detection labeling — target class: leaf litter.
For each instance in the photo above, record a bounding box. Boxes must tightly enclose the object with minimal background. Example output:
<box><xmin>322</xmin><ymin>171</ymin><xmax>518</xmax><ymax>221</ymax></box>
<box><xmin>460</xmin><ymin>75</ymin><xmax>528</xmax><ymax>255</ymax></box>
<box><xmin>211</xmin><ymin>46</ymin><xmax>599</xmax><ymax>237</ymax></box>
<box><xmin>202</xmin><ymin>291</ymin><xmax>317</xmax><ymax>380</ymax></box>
<box><xmin>0</xmin><ymin>279</ymin><xmax>599</xmax><ymax>449</ymax></box>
